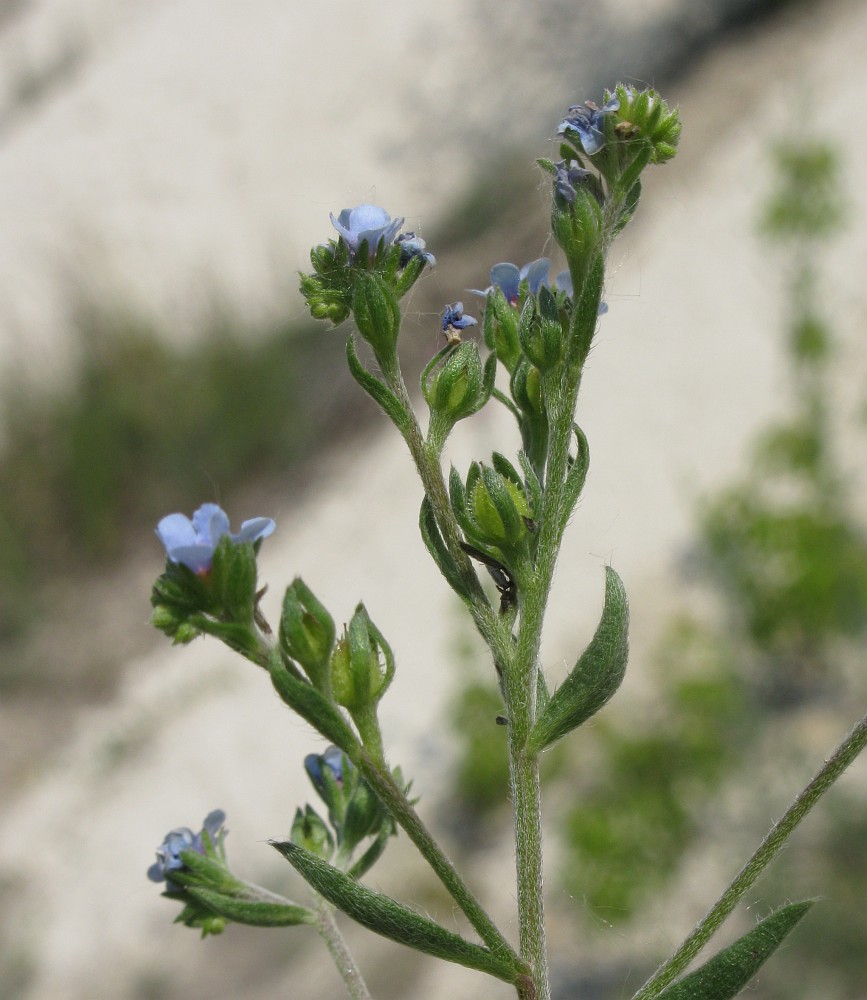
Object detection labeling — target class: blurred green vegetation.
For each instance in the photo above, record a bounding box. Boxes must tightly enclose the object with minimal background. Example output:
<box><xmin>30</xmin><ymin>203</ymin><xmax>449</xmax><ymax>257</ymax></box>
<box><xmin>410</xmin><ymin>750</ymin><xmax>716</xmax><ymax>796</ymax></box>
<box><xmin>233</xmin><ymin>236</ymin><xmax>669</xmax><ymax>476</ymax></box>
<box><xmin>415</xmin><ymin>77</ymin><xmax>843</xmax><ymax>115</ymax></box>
<box><xmin>0</xmin><ymin>300</ymin><xmax>357</xmax><ymax>655</ymax></box>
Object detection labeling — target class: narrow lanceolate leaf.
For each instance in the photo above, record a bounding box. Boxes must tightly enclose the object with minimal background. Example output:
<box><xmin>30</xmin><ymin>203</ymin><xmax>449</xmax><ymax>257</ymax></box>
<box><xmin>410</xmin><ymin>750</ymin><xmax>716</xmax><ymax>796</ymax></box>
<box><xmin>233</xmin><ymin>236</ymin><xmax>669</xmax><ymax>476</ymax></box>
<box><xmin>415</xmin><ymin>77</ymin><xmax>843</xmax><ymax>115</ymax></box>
<box><xmin>652</xmin><ymin>901</ymin><xmax>814</xmax><ymax>1000</ymax></box>
<box><xmin>187</xmin><ymin>887</ymin><xmax>314</xmax><ymax>928</ymax></box>
<box><xmin>528</xmin><ymin>566</ymin><xmax>628</xmax><ymax>751</ymax></box>
<box><xmin>419</xmin><ymin>498</ymin><xmax>470</xmax><ymax>599</ymax></box>
<box><xmin>272</xmin><ymin>841</ymin><xmax>520</xmax><ymax>983</ymax></box>
<box><xmin>346</xmin><ymin>335</ymin><xmax>410</xmax><ymax>431</ymax></box>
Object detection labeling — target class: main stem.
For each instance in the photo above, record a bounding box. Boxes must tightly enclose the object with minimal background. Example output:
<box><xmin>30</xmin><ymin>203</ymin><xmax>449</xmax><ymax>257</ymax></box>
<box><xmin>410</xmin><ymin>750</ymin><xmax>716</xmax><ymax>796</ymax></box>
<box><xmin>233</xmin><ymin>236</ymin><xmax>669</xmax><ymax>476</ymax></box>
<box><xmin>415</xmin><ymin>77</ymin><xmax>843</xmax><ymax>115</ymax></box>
<box><xmin>506</xmin><ymin>382</ymin><xmax>580</xmax><ymax>1000</ymax></box>
<box><xmin>632</xmin><ymin>711</ymin><xmax>867</xmax><ymax>1000</ymax></box>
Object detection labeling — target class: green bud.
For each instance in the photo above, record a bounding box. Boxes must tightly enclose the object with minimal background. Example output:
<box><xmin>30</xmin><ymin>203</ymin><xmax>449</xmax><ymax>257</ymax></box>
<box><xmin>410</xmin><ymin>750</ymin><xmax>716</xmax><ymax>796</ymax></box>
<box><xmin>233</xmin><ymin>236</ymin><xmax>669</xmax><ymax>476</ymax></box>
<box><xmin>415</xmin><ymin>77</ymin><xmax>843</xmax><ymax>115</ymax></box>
<box><xmin>518</xmin><ymin>287</ymin><xmax>564</xmax><ymax>371</ymax></box>
<box><xmin>422</xmin><ymin>343</ymin><xmax>495</xmax><ymax>452</ymax></box>
<box><xmin>351</xmin><ymin>271</ymin><xmax>401</xmax><ymax>369</ymax></box>
<box><xmin>510</xmin><ymin>357</ymin><xmax>544</xmax><ymax>418</ymax></box>
<box><xmin>291</xmin><ymin>805</ymin><xmax>335</xmax><ymax>861</ymax></box>
<box><xmin>280</xmin><ymin>578</ymin><xmax>336</xmax><ymax>693</ymax></box>
<box><xmin>482</xmin><ymin>287</ymin><xmax>521</xmax><ymax>371</ymax></box>
<box><xmin>299</xmin><ymin>241</ymin><xmax>353</xmax><ymax>326</ymax></box>
<box><xmin>471</xmin><ymin>464</ymin><xmax>533</xmax><ymax>549</ymax></box>
<box><xmin>330</xmin><ymin>605</ymin><xmax>395</xmax><ymax>714</ymax></box>
<box><xmin>210</xmin><ymin>535</ymin><xmax>258</xmax><ymax>624</ymax></box>
<box><xmin>552</xmin><ymin>181</ymin><xmax>604</xmax><ymax>276</ymax></box>
<box><xmin>611</xmin><ymin>83</ymin><xmax>681</xmax><ymax>165</ymax></box>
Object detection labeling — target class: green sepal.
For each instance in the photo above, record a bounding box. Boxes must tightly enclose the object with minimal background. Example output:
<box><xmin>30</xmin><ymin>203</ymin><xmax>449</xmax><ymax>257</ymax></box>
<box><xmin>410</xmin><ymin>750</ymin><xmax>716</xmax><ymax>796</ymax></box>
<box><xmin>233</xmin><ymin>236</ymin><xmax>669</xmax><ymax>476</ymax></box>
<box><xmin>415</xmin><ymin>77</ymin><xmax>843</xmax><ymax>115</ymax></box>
<box><xmin>271</xmin><ymin>841</ymin><xmax>521</xmax><ymax>983</ymax></box>
<box><xmin>612</xmin><ymin>179</ymin><xmax>642</xmax><ymax>238</ymax></box>
<box><xmin>483</xmin><ymin>288</ymin><xmax>521</xmax><ymax>372</ymax></box>
<box><xmin>331</xmin><ymin>604</ymin><xmax>395</xmax><ymax>714</ymax></box>
<box><xmin>567</xmin><ymin>251</ymin><xmax>605</xmax><ymax>379</ymax></box>
<box><xmin>268</xmin><ymin>650</ymin><xmax>359</xmax><ymax>752</ymax></box>
<box><xmin>279</xmin><ymin>578</ymin><xmax>336</xmax><ymax>693</ymax></box>
<box><xmin>291</xmin><ymin>805</ymin><xmax>335</xmax><ymax>860</ymax></box>
<box><xmin>419</xmin><ymin>497</ymin><xmax>470</xmax><ymax>599</ymax></box>
<box><xmin>518</xmin><ymin>450</ymin><xmax>543</xmax><ymax>516</ymax></box>
<box><xmin>346</xmin><ymin>335</ymin><xmax>410</xmax><ymax>431</ymax></box>
<box><xmin>518</xmin><ymin>287</ymin><xmax>564</xmax><ymax>372</ymax></box>
<box><xmin>186</xmin><ymin>886</ymin><xmax>314</xmax><ymax>928</ymax></box>
<box><xmin>528</xmin><ymin>566</ymin><xmax>628</xmax><ymax>751</ymax></box>
<box><xmin>392</xmin><ymin>253</ymin><xmax>428</xmax><ymax>299</ymax></box>
<box><xmin>345</xmin><ymin>825</ymin><xmax>392</xmax><ymax>880</ymax></box>
<box><xmin>560</xmin><ymin>424</ymin><xmax>590</xmax><ymax>526</ymax></box>
<box><xmin>351</xmin><ymin>271</ymin><xmax>401</xmax><ymax>370</ymax></box>
<box><xmin>652</xmin><ymin>901</ymin><xmax>814</xmax><ymax>1000</ymax></box>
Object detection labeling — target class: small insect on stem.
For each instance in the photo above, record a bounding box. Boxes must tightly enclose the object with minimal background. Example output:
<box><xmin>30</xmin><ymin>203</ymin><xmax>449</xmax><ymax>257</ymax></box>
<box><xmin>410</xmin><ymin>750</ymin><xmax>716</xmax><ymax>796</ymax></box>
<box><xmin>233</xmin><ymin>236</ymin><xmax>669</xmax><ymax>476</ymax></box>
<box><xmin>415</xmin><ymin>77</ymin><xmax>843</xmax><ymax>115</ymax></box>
<box><xmin>459</xmin><ymin>542</ymin><xmax>518</xmax><ymax>613</ymax></box>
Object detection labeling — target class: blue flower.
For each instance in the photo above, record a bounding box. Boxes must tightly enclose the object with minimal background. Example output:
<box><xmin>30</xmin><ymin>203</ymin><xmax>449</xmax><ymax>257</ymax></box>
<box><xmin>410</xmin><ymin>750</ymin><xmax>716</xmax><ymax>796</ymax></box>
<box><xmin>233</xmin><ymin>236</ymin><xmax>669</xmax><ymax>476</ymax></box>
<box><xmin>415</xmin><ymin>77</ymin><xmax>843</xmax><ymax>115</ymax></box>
<box><xmin>156</xmin><ymin>503</ymin><xmax>276</xmax><ymax>574</ymax></box>
<box><xmin>305</xmin><ymin>745</ymin><xmax>348</xmax><ymax>796</ymax></box>
<box><xmin>557</xmin><ymin>96</ymin><xmax>620</xmax><ymax>155</ymax></box>
<box><xmin>147</xmin><ymin>809</ymin><xmax>227</xmax><ymax>890</ymax></box>
<box><xmin>554</xmin><ymin>160</ymin><xmax>591</xmax><ymax>204</ymax></box>
<box><xmin>330</xmin><ymin>205</ymin><xmax>404</xmax><ymax>259</ymax></box>
<box><xmin>442</xmin><ymin>302</ymin><xmax>478</xmax><ymax>333</ymax></box>
<box><xmin>395</xmin><ymin>231</ymin><xmax>436</xmax><ymax>268</ymax></box>
<box><xmin>471</xmin><ymin>259</ymin><xmax>553</xmax><ymax>305</ymax></box>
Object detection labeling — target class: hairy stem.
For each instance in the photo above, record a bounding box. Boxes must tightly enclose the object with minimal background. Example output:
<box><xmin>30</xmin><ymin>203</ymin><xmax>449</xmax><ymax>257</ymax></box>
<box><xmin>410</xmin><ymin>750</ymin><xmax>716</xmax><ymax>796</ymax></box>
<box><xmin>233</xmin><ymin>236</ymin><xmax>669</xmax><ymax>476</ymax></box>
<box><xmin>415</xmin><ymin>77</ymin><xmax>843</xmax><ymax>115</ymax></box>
<box><xmin>313</xmin><ymin>896</ymin><xmax>373</xmax><ymax>1000</ymax></box>
<box><xmin>632</xmin><ymin>711</ymin><xmax>867</xmax><ymax>1000</ymax></box>
<box><xmin>356</xmin><ymin>748</ymin><xmax>523</xmax><ymax>973</ymax></box>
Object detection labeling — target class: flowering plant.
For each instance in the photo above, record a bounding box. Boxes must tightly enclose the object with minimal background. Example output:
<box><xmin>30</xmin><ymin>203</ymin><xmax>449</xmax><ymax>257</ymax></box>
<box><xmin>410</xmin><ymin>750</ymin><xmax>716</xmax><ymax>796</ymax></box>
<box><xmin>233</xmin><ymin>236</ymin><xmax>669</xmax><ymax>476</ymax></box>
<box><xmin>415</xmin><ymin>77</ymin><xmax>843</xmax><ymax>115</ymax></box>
<box><xmin>147</xmin><ymin>85</ymin><xmax>867</xmax><ymax>999</ymax></box>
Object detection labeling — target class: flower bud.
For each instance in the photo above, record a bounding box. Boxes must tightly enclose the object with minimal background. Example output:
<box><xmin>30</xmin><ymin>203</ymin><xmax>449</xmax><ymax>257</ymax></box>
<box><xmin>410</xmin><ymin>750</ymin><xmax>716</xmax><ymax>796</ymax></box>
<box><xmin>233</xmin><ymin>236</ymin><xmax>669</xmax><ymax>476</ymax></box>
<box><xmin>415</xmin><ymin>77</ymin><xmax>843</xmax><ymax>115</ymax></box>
<box><xmin>330</xmin><ymin>605</ymin><xmax>395</xmax><ymax>714</ymax></box>
<box><xmin>482</xmin><ymin>287</ymin><xmax>521</xmax><ymax>371</ymax></box>
<box><xmin>291</xmin><ymin>805</ymin><xmax>334</xmax><ymax>861</ymax></box>
<box><xmin>518</xmin><ymin>287</ymin><xmax>564</xmax><ymax>372</ymax></box>
<box><xmin>611</xmin><ymin>83</ymin><xmax>681</xmax><ymax>166</ymax></box>
<box><xmin>467</xmin><ymin>464</ymin><xmax>534</xmax><ymax>552</ymax></box>
<box><xmin>351</xmin><ymin>271</ymin><xmax>401</xmax><ymax>367</ymax></box>
<box><xmin>422</xmin><ymin>343</ymin><xmax>495</xmax><ymax>442</ymax></box>
<box><xmin>280</xmin><ymin>578</ymin><xmax>336</xmax><ymax>693</ymax></box>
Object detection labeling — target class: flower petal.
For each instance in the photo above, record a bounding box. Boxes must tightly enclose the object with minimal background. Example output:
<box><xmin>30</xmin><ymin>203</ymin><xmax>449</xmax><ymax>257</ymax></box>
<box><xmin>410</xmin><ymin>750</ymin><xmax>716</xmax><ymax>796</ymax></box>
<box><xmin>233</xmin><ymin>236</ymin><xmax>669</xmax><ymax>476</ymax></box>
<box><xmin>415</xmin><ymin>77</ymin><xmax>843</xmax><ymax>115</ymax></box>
<box><xmin>155</xmin><ymin>513</ymin><xmax>197</xmax><ymax>552</ymax></box>
<box><xmin>235</xmin><ymin>517</ymin><xmax>276</xmax><ymax>544</ymax></box>
<box><xmin>489</xmin><ymin>263</ymin><xmax>521</xmax><ymax>302</ymax></box>
<box><xmin>521</xmin><ymin>258</ymin><xmax>551</xmax><ymax>293</ymax></box>
<box><xmin>192</xmin><ymin>504</ymin><xmax>231</xmax><ymax>546</ymax></box>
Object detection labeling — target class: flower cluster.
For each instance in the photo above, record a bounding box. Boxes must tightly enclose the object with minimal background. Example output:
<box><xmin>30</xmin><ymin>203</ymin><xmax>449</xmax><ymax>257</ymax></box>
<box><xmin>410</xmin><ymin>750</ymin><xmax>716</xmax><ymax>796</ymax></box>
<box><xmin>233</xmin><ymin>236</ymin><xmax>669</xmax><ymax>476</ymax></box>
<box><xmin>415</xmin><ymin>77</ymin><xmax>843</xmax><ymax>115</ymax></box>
<box><xmin>147</xmin><ymin>809</ymin><xmax>227</xmax><ymax>891</ymax></box>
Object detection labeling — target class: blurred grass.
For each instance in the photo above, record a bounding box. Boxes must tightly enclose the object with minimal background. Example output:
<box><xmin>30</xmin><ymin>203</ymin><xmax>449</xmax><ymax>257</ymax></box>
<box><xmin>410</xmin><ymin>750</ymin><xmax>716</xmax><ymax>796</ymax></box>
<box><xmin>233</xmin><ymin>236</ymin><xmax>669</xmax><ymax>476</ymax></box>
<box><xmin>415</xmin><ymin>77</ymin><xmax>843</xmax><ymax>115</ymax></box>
<box><xmin>0</xmin><ymin>299</ymin><xmax>359</xmax><ymax>655</ymax></box>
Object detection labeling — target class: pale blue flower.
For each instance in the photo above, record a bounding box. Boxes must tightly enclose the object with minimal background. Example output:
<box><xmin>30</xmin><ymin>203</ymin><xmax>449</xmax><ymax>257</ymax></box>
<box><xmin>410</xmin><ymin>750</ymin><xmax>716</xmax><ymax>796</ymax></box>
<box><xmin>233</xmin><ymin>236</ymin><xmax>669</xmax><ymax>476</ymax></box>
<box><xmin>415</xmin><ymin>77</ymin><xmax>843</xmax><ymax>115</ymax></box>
<box><xmin>472</xmin><ymin>259</ymin><xmax>552</xmax><ymax>304</ymax></box>
<box><xmin>305</xmin><ymin>745</ymin><xmax>348</xmax><ymax>796</ymax></box>
<box><xmin>330</xmin><ymin>205</ymin><xmax>404</xmax><ymax>259</ymax></box>
<box><xmin>554</xmin><ymin>160</ymin><xmax>591</xmax><ymax>204</ymax></box>
<box><xmin>557</xmin><ymin>96</ymin><xmax>620</xmax><ymax>155</ymax></box>
<box><xmin>147</xmin><ymin>809</ymin><xmax>227</xmax><ymax>890</ymax></box>
<box><xmin>156</xmin><ymin>503</ymin><xmax>275</xmax><ymax>574</ymax></box>
<box><xmin>442</xmin><ymin>302</ymin><xmax>478</xmax><ymax>333</ymax></box>
<box><xmin>396</xmin><ymin>231</ymin><xmax>436</xmax><ymax>268</ymax></box>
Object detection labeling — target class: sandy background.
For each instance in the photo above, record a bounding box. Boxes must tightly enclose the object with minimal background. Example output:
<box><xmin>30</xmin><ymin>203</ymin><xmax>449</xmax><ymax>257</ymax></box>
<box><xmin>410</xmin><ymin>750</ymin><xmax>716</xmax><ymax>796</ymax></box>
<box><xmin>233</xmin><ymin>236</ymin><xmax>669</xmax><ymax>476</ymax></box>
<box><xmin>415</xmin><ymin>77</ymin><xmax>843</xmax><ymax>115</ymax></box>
<box><xmin>1</xmin><ymin>0</ymin><xmax>866</xmax><ymax>998</ymax></box>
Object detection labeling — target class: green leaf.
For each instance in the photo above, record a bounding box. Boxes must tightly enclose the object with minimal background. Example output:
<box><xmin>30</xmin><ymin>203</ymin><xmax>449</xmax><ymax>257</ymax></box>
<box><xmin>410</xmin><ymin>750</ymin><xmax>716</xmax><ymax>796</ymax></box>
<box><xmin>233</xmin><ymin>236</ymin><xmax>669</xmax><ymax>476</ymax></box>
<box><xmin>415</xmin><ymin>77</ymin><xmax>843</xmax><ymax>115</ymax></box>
<box><xmin>528</xmin><ymin>566</ymin><xmax>629</xmax><ymax>751</ymax></box>
<box><xmin>272</xmin><ymin>841</ymin><xmax>519</xmax><ymax>983</ymax></box>
<box><xmin>187</xmin><ymin>887</ymin><xmax>314</xmax><ymax>928</ymax></box>
<box><xmin>652</xmin><ymin>901</ymin><xmax>814</xmax><ymax>1000</ymax></box>
<box><xmin>346</xmin><ymin>335</ymin><xmax>410</xmax><ymax>431</ymax></box>
<box><xmin>419</xmin><ymin>497</ymin><xmax>469</xmax><ymax>599</ymax></box>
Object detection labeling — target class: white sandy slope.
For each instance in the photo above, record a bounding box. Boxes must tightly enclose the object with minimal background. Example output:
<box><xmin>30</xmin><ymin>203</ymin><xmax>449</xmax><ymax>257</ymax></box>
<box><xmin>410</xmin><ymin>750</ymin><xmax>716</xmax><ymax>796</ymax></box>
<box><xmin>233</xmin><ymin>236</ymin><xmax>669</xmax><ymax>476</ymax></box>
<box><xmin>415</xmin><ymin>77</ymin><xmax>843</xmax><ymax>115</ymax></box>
<box><xmin>1</xmin><ymin>1</ymin><xmax>867</xmax><ymax>998</ymax></box>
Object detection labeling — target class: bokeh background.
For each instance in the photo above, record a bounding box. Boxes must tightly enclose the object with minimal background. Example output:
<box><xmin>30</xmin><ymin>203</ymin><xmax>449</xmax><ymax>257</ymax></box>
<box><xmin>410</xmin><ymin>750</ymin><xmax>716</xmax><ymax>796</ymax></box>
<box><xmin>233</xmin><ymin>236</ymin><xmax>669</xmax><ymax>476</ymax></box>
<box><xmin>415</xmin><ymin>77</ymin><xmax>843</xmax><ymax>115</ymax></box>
<box><xmin>1</xmin><ymin>1</ymin><xmax>866</xmax><ymax>997</ymax></box>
